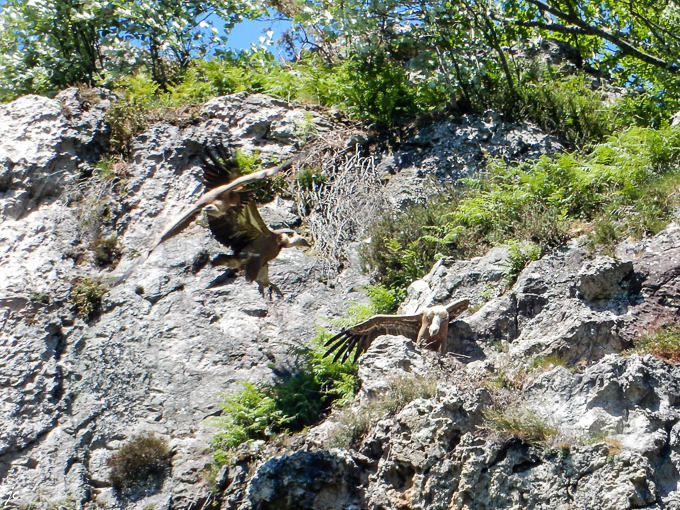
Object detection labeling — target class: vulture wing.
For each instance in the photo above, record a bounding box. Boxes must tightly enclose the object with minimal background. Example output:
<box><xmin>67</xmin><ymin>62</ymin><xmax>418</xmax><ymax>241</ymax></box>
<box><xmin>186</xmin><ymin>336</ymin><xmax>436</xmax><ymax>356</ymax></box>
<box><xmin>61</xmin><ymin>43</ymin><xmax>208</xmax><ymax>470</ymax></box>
<box><xmin>198</xmin><ymin>145</ymin><xmax>241</xmax><ymax>190</ymax></box>
<box><xmin>147</xmin><ymin>158</ymin><xmax>296</xmax><ymax>254</ymax></box>
<box><xmin>446</xmin><ymin>298</ymin><xmax>470</xmax><ymax>318</ymax></box>
<box><xmin>324</xmin><ymin>314</ymin><xmax>423</xmax><ymax>363</ymax></box>
<box><xmin>208</xmin><ymin>201</ymin><xmax>272</xmax><ymax>254</ymax></box>
<box><xmin>112</xmin><ymin>153</ymin><xmax>303</xmax><ymax>285</ymax></box>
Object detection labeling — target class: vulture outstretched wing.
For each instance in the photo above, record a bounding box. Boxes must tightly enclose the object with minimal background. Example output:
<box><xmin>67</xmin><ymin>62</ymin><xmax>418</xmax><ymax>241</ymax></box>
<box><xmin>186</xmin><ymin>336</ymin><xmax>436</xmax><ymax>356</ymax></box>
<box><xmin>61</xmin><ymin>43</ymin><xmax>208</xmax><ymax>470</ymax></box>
<box><xmin>147</xmin><ymin>160</ymin><xmax>291</xmax><ymax>253</ymax></box>
<box><xmin>113</xmin><ymin>151</ymin><xmax>300</xmax><ymax>285</ymax></box>
<box><xmin>447</xmin><ymin>298</ymin><xmax>470</xmax><ymax>317</ymax></box>
<box><xmin>324</xmin><ymin>314</ymin><xmax>424</xmax><ymax>363</ymax></box>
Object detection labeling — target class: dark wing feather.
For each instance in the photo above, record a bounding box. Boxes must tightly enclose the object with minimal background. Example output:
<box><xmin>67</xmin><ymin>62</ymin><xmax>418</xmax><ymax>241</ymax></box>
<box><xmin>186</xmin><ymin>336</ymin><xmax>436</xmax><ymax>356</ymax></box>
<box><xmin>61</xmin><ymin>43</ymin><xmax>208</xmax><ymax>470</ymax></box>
<box><xmin>199</xmin><ymin>146</ymin><xmax>241</xmax><ymax>190</ymax></box>
<box><xmin>446</xmin><ymin>298</ymin><xmax>470</xmax><ymax>318</ymax></box>
<box><xmin>324</xmin><ymin>314</ymin><xmax>423</xmax><ymax>363</ymax></box>
<box><xmin>208</xmin><ymin>201</ymin><xmax>273</xmax><ymax>254</ymax></box>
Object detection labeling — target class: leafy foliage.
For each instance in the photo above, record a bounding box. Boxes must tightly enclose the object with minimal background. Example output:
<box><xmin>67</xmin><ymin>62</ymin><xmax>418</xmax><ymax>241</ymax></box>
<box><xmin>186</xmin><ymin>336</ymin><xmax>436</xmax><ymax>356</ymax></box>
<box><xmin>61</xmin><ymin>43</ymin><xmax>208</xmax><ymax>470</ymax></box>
<box><xmin>497</xmin><ymin>73</ymin><xmax>616</xmax><ymax>148</ymax></box>
<box><xmin>0</xmin><ymin>0</ymin><xmax>265</xmax><ymax>99</ymax></box>
<box><xmin>363</xmin><ymin>126</ymin><xmax>680</xmax><ymax>295</ymax></box>
<box><xmin>210</xmin><ymin>336</ymin><xmax>357</xmax><ymax>462</ymax></box>
<box><xmin>503</xmin><ymin>241</ymin><xmax>542</xmax><ymax>285</ymax></box>
<box><xmin>107</xmin><ymin>433</ymin><xmax>171</xmax><ymax>491</ymax></box>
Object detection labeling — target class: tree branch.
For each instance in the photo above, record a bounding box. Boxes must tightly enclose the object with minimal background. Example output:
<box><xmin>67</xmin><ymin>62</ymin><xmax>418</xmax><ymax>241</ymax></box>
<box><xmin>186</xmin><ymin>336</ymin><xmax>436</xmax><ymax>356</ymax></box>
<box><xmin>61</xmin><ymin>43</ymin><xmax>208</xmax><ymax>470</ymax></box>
<box><xmin>523</xmin><ymin>0</ymin><xmax>678</xmax><ymax>72</ymax></box>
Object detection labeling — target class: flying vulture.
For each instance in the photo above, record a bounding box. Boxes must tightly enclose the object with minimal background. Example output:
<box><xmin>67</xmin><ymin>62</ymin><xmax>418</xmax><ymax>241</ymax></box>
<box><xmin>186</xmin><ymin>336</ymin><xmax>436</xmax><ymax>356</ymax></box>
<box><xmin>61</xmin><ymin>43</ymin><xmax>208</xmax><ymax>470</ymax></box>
<box><xmin>324</xmin><ymin>298</ymin><xmax>470</xmax><ymax>363</ymax></box>
<box><xmin>116</xmin><ymin>147</ymin><xmax>309</xmax><ymax>295</ymax></box>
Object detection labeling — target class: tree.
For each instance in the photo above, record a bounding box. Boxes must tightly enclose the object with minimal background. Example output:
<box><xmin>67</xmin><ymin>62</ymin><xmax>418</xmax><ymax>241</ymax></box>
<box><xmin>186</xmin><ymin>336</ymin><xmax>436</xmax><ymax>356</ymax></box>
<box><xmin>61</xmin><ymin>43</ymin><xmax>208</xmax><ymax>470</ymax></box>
<box><xmin>498</xmin><ymin>0</ymin><xmax>680</xmax><ymax>82</ymax></box>
<box><xmin>0</xmin><ymin>0</ymin><xmax>265</xmax><ymax>99</ymax></box>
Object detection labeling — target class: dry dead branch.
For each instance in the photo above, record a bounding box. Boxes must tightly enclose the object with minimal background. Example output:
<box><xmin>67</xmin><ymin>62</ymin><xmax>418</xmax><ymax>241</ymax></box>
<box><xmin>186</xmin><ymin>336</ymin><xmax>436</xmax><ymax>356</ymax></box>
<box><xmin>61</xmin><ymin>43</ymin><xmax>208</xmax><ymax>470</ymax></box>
<box><xmin>292</xmin><ymin>143</ymin><xmax>388</xmax><ymax>277</ymax></box>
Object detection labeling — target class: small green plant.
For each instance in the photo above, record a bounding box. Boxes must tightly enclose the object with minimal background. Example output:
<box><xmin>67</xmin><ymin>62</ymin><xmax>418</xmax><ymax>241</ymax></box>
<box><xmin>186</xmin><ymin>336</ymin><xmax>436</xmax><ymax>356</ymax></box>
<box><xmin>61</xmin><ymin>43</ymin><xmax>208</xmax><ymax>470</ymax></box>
<box><xmin>234</xmin><ymin>150</ymin><xmax>260</xmax><ymax>175</ymax></box>
<box><xmin>105</xmin><ymin>98</ymin><xmax>149</xmax><ymax>157</ymax></box>
<box><xmin>91</xmin><ymin>236</ymin><xmax>121</xmax><ymax>267</ymax></box>
<box><xmin>627</xmin><ymin>326</ymin><xmax>680</xmax><ymax>363</ymax></box>
<box><xmin>482</xmin><ymin>405</ymin><xmax>558</xmax><ymax>444</ymax></box>
<box><xmin>29</xmin><ymin>292</ymin><xmax>50</xmax><ymax>304</ymax></box>
<box><xmin>69</xmin><ymin>278</ymin><xmax>107</xmax><ymax>320</ymax></box>
<box><xmin>209</xmin><ymin>336</ymin><xmax>358</xmax><ymax>463</ymax></box>
<box><xmin>210</xmin><ymin>382</ymin><xmax>281</xmax><ymax>457</ymax></box>
<box><xmin>295</xmin><ymin>111</ymin><xmax>318</xmax><ymax>144</ymax></box>
<box><xmin>584</xmin><ymin>430</ymin><xmax>623</xmax><ymax>455</ymax></box>
<box><xmin>107</xmin><ymin>433</ymin><xmax>171</xmax><ymax>491</ymax></box>
<box><xmin>528</xmin><ymin>353</ymin><xmax>569</xmax><ymax>372</ymax></box>
<box><xmin>295</xmin><ymin>167</ymin><xmax>328</xmax><ymax>190</ymax></box>
<box><xmin>503</xmin><ymin>241</ymin><xmax>542</xmax><ymax>286</ymax></box>
<box><xmin>480</xmin><ymin>283</ymin><xmax>494</xmax><ymax>302</ymax></box>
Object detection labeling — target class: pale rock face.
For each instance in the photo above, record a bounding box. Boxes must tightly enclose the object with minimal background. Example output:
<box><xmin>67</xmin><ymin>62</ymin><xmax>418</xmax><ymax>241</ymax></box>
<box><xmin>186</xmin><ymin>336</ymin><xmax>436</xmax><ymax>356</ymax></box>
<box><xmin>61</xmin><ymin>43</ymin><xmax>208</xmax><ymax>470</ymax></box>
<box><xmin>0</xmin><ymin>90</ymin><xmax>369</xmax><ymax>508</ymax></box>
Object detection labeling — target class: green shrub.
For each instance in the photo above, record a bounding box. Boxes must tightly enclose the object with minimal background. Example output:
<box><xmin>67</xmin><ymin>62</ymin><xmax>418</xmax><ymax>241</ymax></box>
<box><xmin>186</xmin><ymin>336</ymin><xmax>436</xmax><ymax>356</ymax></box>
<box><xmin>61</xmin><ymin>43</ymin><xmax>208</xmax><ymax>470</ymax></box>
<box><xmin>361</xmin><ymin>194</ymin><xmax>458</xmax><ymax>291</ymax></box>
<box><xmin>91</xmin><ymin>236</ymin><xmax>121</xmax><ymax>267</ymax></box>
<box><xmin>499</xmin><ymin>73</ymin><xmax>615</xmax><ymax>148</ymax></box>
<box><xmin>528</xmin><ymin>353</ymin><xmax>569</xmax><ymax>372</ymax></box>
<box><xmin>107</xmin><ymin>433</ymin><xmax>171</xmax><ymax>491</ymax></box>
<box><xmin>503</xmin><ymin>241</ymin><xmax>542</xmax><ymax>286</ymax></box>
<box><xmin>29</xmin><ymin>292</ymin><xmax>50</xmax><ymax>304</ymax></box>
<box><xmin>296</xmin><ymin>167</ymin><xmax>328</xmax><ymax>190</ymax></box>
<box><xmin>105</xmin><ymin>98</ymin><xmax>149</xmax><ymax>157</ymax></box>
<box><xmin>380</xmin><ymin>374</ymin><xmax>438</xmax><ymax>414</ymax></box>
<box><xmin>210</xmin><ymin>336</ymin><xmax>358</xmax><ymax>463</ymax></box>
<box><xmin>628</xmin><ymin>326</ymin><xmax>680</xmax><ymax>363</ymax></box>
<box><xmin>69</xmin><ymin>279</ymin><xmax>107</xmax><ymax>320</ymax></box>
<box><xmin>324</xmin><ymin>408</ymin><xmax>372</xmax><ymax>449</ymax></box>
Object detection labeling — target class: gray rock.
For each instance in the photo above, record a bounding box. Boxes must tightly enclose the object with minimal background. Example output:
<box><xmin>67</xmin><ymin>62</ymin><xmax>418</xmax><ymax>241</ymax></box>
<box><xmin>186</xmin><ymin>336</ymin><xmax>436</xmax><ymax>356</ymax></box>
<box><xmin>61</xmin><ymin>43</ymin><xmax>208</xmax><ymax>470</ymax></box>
<box><xmin>239</xmin><ymin>449</ymin><xmax>363</xmax><ymax>510</ymax></box>
<box><xmin>576</xmin><ymin>256</ymin><xmax>635</xmax><ymax>301</ymax></box>
<box><xmin>0</xmin><ymin>91</ymin><xmax>368</xmax><ymax>507</ymax></box>
<box><xmin>6</xmin><ymin>89</ymin><xmax>680</xmax><ymax>510</ymax></box>
<box><xmin>384</xmin><ymin>111</ymin><xmax>564</xmax><ymax>208</ymax></box>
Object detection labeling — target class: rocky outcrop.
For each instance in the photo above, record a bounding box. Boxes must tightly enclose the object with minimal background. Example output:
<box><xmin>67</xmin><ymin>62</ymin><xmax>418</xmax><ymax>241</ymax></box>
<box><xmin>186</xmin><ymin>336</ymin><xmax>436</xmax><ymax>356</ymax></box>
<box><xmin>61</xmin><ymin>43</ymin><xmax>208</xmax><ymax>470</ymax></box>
<box><xmin>235</xmin><ymin>336</ymin><xmax>680</xmax><ymax>510</ymax></box>
<box><xmin>224</xmin><ymin>224</ymin><xmax>680</xmax><ymax>510</ymax></box>
<box><xmin>379</xmin><ymin>111</ymin><xmax>564</xmax><ymax>208</ymax></box>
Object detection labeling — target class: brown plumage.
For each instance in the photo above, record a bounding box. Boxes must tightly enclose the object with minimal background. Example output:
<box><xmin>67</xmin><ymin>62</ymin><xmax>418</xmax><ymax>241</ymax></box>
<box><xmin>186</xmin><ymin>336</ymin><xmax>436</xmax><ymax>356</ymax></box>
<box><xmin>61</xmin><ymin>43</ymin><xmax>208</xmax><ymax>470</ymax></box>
<box><xmin>207</xmin><ymin>199</ymin><xmax>310</xmax><ymax>296</ymax></box>
<box><xmin>116</xmin><ymin>147</ymin><xmax>307</xmax><ymax>292</ymax></box>
<box><xmin>324</xmin><ymin>298</ymin><xmax>470</xmax><ymax>363</ymax></box>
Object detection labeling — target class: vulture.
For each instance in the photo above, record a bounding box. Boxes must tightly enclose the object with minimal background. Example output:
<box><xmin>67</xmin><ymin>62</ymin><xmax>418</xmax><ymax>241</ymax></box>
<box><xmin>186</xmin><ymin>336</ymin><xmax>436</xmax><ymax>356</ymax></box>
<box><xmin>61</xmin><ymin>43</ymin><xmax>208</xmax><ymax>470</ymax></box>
<box><xmin>324</xmin><ymin>298</ymin><xmax>470</xmax><ymax>363</ymax></box>
<box><xmin>117</xmin><ymin>147</ymin><xmax>309</xmax><ymax>295</ymax></box>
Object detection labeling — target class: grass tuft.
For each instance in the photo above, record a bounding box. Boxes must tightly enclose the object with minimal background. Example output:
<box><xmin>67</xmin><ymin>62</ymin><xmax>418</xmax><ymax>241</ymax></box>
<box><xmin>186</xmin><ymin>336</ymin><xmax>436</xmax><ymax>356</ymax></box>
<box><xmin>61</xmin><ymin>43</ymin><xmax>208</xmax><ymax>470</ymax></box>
<box><xmin>627</xmin><ymin>326</ymin><xmax>680</xmax><ymax>363</ymax></box>
<box><xmin>107</xmin><ymin>433</ymin><xmax>171</xmax><ymax>492</ymax></box>
<box><xmin>482</xmin><ymin>405</ymin><xmax>558</xmax><ymax>444</ymax></box>
<box><xmin>324</xmin><ymin>374</ymin><xmax>437</xmax><ymax>449</ymax></box>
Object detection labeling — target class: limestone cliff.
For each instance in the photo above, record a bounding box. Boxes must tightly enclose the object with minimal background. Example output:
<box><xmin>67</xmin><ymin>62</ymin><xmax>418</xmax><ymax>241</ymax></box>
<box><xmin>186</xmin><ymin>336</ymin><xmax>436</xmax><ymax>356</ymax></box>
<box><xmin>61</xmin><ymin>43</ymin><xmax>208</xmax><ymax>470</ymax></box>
<box><xmin>1</xmin><ymin>89</ymin><xmax>679</xmax><ymax>510</ymax></box>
